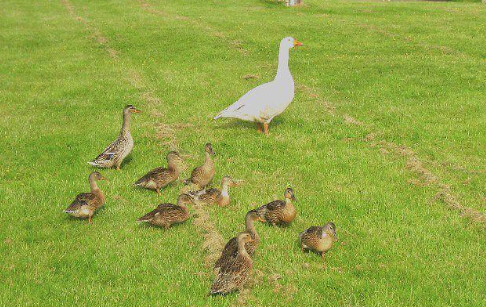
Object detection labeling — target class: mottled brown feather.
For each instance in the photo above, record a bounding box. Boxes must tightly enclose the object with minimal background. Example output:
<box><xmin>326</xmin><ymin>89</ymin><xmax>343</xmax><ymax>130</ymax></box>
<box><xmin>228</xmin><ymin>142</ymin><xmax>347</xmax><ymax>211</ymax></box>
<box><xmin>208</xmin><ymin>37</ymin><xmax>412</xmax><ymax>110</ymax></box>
<box><xmin>257</xmin><ymin>200</ymin><xmax>296</xmax><ymax>225</ymax></box>
<box><xmin>138</xmin><ymin>203</ymin><xmax>189</xmax><ymax>228</ymax></box>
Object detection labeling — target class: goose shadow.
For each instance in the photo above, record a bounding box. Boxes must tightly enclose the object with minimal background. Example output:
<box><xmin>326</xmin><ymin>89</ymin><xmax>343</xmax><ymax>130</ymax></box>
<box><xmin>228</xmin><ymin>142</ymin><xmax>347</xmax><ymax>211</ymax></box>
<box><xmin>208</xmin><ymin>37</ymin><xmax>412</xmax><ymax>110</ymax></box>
<box><xmin>212</xmin><ymin>118</ymin><xmax>286</xmax><ymax>132</ymax></box>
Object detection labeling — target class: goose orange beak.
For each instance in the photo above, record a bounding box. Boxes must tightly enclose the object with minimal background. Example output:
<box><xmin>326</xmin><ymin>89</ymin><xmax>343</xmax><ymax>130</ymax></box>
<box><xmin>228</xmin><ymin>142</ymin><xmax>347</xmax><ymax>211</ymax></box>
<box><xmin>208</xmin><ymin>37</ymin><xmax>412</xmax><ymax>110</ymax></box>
<box><xmin>293</xmin><ymin>40</ymin><xmax>303</xmax><ymax>47</ymax></box>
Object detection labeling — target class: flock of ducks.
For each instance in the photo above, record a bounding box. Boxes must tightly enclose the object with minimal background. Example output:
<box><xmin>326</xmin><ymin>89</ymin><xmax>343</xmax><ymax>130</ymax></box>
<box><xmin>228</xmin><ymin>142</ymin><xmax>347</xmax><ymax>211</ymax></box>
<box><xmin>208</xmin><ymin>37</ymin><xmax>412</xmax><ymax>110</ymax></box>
<box><xmin>64</xmin><ymin>38</ymin><xmax>337</xmax><ymax>295</ymax></box>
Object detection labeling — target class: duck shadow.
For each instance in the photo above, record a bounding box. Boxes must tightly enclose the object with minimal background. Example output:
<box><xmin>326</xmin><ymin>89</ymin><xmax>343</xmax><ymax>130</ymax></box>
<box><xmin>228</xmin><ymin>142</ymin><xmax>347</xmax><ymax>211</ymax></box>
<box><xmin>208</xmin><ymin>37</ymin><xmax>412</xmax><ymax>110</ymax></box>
<box><xmin>120</xmin><ymin>155</ymin><xmax>133</xmax><ymax>168</ymax></box>
<box><xmin>136</xmin><ymin>221</ymin><xmax>188</xmax><ymax>230</ymax></box>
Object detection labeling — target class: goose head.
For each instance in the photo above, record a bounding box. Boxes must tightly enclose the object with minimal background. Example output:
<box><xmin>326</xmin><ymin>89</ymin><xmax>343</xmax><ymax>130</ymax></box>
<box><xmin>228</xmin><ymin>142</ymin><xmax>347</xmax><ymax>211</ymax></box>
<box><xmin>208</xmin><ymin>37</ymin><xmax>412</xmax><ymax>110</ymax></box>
<box><xmin>280</xmin><ymin>37</ymin><xmax>303</xmax><ymax>50</ymax></box>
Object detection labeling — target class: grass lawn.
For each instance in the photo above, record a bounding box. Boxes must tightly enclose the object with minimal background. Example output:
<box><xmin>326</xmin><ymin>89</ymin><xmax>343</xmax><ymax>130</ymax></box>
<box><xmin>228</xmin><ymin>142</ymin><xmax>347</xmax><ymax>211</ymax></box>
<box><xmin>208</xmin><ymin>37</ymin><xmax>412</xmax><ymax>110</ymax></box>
<box><xmin>1</xmin><ymin>0</ymin><xmax>485</xmax><ymax>306</ymax></box>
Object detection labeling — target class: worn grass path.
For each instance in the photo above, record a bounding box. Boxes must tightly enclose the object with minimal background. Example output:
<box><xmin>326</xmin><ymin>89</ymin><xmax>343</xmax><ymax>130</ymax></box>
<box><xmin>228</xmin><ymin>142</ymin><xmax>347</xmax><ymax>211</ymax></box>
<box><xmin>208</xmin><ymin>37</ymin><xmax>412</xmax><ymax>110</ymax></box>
<box><xmin>0</xmin><ymin>0</ymin><xmax>485</xmax><ymax>306</ymax></box>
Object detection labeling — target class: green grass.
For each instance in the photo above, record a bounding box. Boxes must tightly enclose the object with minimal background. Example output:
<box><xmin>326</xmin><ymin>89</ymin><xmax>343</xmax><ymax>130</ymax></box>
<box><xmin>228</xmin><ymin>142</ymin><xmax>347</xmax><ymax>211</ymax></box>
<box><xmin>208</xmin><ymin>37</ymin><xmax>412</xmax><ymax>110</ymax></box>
<box><xmin>1</xmin><ymin>0</ymin><xmax>485</xmax><ymax>306</ymax></box>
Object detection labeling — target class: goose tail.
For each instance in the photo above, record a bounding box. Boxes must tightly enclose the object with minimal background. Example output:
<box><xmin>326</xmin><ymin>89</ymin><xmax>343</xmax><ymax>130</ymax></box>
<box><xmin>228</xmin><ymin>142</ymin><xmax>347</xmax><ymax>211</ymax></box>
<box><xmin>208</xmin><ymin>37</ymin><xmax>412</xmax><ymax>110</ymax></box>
<box><xmin>213</xmin><ymin>110</ymin><xmax>227</xmax><ymax>120</ymax></box>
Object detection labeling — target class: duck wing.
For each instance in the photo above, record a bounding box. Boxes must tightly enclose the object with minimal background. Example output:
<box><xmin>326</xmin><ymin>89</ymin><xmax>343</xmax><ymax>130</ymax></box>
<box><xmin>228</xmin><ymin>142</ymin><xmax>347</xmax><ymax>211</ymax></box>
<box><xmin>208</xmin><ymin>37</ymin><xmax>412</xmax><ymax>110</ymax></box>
<box><xmin>265</xmin><ymin>200</ymin><xmax>286</xmax><ymax>211</ymax></box>
<box><xmin>134</xmin><ymin>167</ymin><xmax>171</xmax><ymax>185</ymax></box>
<box><xmin>299</xmin><ymin>226</ymin><xmax>322</xmax><ymax>239</ymax></box>
<box><xmin>65</xmin><ymin>193</ymin><xmax>95</xmax><ymax>212</ymax></box>
<box><xmin>89</xmin><ymin>137</ymin><xmax>126</xmax><ymax>165</ymax></box>
<box><xmin>214</xmin><ymin>236</ymin><xmax>238</xmax><ymax>269</ymax></box>
<box><xmin>211</xmin><ymin>255</ymin><xmax>252</xmax><ymax>294</ymax></box>
<box><xmin>137</xmin><ymin>203</ymin><xmax>179</xmax><ymax>222</ymax></box>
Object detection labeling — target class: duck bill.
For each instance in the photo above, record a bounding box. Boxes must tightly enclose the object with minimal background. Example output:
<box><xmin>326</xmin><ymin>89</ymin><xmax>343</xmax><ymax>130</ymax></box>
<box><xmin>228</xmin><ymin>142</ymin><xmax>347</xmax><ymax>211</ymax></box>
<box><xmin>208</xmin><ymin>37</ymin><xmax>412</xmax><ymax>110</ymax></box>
<box><xmin>231</xmin><ymin>179</ymin><xmax>244</xmax><ymax>187</ymax></box>
<box><xmin>132</xmin><ymin>108</ymin><xmax>142</xmax><ymax>113</ymax></box>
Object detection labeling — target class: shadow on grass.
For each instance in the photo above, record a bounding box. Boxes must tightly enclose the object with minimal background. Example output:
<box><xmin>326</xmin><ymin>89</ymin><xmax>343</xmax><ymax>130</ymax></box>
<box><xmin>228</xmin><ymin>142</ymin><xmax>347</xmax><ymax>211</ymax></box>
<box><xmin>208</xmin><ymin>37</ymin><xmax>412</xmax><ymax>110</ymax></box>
<box><xmin>212</xmin><ymin>118</ymin><xmax>286</xmax><ymax>133</ymax></box>
<box><xmin>136</xmin><ymin>220</ymin><xmax>189</xmax><ymax>230</ymax></box>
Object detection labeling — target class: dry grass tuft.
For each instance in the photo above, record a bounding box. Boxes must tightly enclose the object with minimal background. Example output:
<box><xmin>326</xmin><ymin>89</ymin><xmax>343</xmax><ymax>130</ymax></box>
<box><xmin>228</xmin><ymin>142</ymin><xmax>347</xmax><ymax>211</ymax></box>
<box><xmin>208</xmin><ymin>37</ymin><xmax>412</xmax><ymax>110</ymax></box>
<box><xmin>375</xmin><ymin>140</ymin><xmax>486</xmax><ymax>227</ymax></box>
<box><xmin>343</xmin><ymin>114</ymin><xmax>363</xmax><ymax>126</ymax></box>
<box><xmin>243</xmin><ymin>74</ymin><xmax>259</xmax><ymax>80</ymax></box>
<box><xmin>191</xmin><ymin>203</ymin><xmax>225</xmax><ymax>267</ymax></box>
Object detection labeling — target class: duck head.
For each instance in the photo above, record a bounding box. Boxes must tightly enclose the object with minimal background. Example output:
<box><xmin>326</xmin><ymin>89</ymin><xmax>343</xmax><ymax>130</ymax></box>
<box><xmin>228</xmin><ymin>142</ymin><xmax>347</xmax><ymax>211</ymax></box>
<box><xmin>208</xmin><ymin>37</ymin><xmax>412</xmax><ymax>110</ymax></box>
<box><xmin>323</xmin><ymin>222</ymin><xmax>337</xmax><ymax>241</ymax></box>
<box><xmin>237</xmin><ymin>232</ymin><xmax>253</xmax><ymax>244</ymax></box>
<box><xmin>246</xmin><ymin>209</ymin><xmax>260</xmax><ymax>222</ymax></box>
<box><xmin>221</xmin><ymin>176</ymin><xmax>241</xmax><ymax>188</ymax></box>
<box><xmin>166</xmin><ymin>151</ymin><xmax>184</xmax><ymax>168</ymax></box>
<box><xmin>205</xmin><ymin>143</ymin><xmax>215</xmax><ymax>155</ymax></box>
<box><xmin>177</xmin><ymin>193</ymin><xmax>194</xmax><ymax>206</ymax></box>
<box><xmin>124</xmin><ymin>105</ymin><xmax>142</xmax><ymax>114</ymax></box>
<box><xmin>284</xmin><ymin>187</ymin><xmax>296</xmax><ymax>201</ymax></box>
<box><xmin>89</xmin><ymin>171</ymin><xmax>106</xmax><ymax>181</ymax></box>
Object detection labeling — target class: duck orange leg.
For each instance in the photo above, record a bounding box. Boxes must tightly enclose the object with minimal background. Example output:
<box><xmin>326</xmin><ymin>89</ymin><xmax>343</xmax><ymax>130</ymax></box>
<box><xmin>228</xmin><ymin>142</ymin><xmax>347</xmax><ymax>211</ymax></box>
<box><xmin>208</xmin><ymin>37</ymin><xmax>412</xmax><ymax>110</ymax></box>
<box><xmin>156</xmin><ymin>188</ymin><xmax>161</xmax><ymax>196</ymax></box>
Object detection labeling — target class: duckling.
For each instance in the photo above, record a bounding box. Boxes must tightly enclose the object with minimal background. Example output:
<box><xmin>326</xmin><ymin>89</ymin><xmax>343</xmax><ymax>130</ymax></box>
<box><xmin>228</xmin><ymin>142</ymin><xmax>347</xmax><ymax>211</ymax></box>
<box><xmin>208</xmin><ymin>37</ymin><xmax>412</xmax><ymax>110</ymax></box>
<box><xmin>137</xmin><ymin>194</ymin><xmax>193</xmax><ymax>229</ymax></box>
<box><xmin>256</xmin><ymin>188</ymin><xmax>296</xmax><ymax>226</ymax></box>
<box><xmin>210</xmin><ymin>232</ymin><xmax>253</xmax><ymax>295</ymax></box>
<box><xmin>299</xmin><ymin>222</ymin><xmax>337</xmax><ymax>261</ymax></box>
<box><xmin>184</xmin><ymin>143</ymin><xmax>215</xmax><ymax>190</ymax></box>
<box><xmin>188</xmin><ymin>176</ymin><xmax>240</xmax><ymax>207</ymax></box>
<box><xmin>88</xmin><ymin>105</ymin><xmax>141</xmax><ymax>170</ymax></box>
<box><xmin>214</xmin><ymin>210</ymin><xmax>260</xmax><ymax>272</ymax></box>
<box><xmin>64</xmin><ymin>172</ymin><xmax>106</xmax><ymax>223</ymax></box>
<box><xmin>133</xmin><ymin>151</ymin><xmax>184</xmax><ymax>195</ymax></box>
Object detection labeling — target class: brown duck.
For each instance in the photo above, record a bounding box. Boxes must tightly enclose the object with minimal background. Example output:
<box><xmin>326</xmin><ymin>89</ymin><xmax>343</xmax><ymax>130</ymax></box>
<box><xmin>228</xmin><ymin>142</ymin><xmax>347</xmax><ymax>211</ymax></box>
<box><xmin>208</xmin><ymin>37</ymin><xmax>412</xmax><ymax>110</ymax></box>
<box><xmin>137</xmin><ymin>194</ymin><xmax>193</xmax><ymax>229</ymax></box>
<box><xmin>256</xmin><ymin>188</ymin><xmax>296</xmax><ymax>226</ymax></box>
<box><xmin>64</xmin><ymin>172</ymin><xmax>106</xmax><ymax>223</ymax></box>
<box><xmin>88</xmin><ymin>105</ymin><xmax>141</xmax><ymax>170</ymax></box>
<box><xmin>185</xmin><ymin>143</ymin><xmax>215</xmax><ymax>189</ymax></box>
<box><xmin>133</xmin><ymin>151</ymin><xmax>184</xmax><ymax>195</ymax></box>
<box><xmin>299</xmin><ymin>222</ymin><xmax>337</xmax><ymax>261</ymax></box>
<box><xmin>210</xmin><ymin>232</ymin><xmax>253</xmax><ymax>295</ymax></box>
<box><xmin>188</xmin><ymin>176</ymin><xmax>239</xmax><ymax>207</ymax></box>
<box><xmin>214</xmin><ymin>210</ymin><xmax>260</xmax><ymax>272</ymax></box>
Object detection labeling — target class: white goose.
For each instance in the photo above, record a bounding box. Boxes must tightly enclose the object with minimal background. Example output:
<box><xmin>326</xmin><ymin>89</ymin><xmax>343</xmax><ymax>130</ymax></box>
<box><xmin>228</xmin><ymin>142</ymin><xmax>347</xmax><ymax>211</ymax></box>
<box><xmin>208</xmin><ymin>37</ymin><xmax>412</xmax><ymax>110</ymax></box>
<box><xmin>213</xmin><ymin>37</ymin><xmax>302</xmax><ymax>135</ymax></box>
